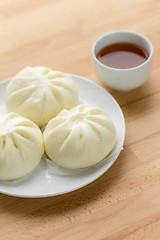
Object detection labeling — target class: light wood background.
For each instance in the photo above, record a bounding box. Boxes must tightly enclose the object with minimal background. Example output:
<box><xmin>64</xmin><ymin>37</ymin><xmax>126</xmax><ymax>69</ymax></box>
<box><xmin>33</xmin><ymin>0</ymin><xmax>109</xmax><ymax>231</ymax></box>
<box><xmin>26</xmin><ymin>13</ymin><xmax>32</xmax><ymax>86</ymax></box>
<box><xmin>0</xmin><ymin>0</ymin><xmax>160</xmax><ymax>239</ymax></box>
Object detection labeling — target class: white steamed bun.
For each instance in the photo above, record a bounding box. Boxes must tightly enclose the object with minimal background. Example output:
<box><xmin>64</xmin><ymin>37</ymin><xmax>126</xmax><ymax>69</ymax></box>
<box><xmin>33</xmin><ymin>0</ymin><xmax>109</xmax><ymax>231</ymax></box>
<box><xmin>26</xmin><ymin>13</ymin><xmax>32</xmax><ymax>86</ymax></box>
<box><xmin>0</xmin><ymin>113</ymin><xmax>44</xmax><ymax>180</ymax></box>
<box><xmin>43</xmin><ymin>104</ymin><xmax>116</xmax><ymax>169</ymax></box>
<box><xmin>6</xmin><ymin>66</ymin><xmax>79</xmax><ymax>128</ymax></box>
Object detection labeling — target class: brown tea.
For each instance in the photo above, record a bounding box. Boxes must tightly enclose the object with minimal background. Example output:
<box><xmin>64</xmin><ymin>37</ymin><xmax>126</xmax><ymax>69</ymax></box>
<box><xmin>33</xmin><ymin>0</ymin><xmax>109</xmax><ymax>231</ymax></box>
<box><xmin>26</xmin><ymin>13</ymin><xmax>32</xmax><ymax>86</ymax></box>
<box><xmin>96</xmin><ymin>42</ymin><xmax>149</xmax><ymax>69</ymax></box>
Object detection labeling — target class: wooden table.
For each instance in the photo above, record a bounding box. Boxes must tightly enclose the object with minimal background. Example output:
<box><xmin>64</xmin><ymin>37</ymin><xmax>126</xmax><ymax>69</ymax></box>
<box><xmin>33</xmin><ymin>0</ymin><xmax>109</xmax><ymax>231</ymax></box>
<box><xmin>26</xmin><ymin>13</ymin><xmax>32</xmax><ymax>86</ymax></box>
<box><xmin>0</xmin><ymin>0</ymin><xmax>160</xmax><ymax>239</ymax></box>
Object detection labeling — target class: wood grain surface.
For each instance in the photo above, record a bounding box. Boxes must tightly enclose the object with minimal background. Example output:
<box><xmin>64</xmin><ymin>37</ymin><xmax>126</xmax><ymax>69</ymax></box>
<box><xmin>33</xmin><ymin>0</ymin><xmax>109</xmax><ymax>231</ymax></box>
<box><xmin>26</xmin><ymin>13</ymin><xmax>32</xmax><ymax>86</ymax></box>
<box><xmin>0</xmin><ymin>0</ymin><xmax>160</xmax><ymax>239</ymax></box>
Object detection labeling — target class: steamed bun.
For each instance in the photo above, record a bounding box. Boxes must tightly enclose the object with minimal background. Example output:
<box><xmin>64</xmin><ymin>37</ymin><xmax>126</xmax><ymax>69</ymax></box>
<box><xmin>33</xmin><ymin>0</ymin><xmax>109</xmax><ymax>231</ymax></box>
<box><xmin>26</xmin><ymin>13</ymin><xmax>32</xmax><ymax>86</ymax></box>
<box><xmin>43</xmin><ymin>104</ymin><xmax>116</xmax><ymax>169</ymax></box>
<box><xmin>0</xmin><ymin>113</ymin><xmax>44</xmax><ymax>180</ymax></box>
<box><xmin>6</xmin><ymin>66</ymin><xmax>79</xmax><ymax>128</ymax></box>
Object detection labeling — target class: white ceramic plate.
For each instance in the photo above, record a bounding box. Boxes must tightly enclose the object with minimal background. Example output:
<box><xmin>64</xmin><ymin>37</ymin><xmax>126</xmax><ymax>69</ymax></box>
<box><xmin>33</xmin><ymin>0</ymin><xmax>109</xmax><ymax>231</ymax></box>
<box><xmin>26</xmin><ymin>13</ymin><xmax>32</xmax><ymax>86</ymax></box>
<box><xmin>0</xmin><ymin>74</ymin><xmax>125</xmax><ymax>198</ymax></box>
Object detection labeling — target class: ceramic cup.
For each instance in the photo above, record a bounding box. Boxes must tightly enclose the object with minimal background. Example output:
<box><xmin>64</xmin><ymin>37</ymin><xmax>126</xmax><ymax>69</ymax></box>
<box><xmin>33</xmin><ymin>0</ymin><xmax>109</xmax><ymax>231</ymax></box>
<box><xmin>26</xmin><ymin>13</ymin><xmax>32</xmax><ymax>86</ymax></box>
<box><xmin>92</xmin><ymin>30</ymin><xmax>153</xmax><ymax>91</ymax></box>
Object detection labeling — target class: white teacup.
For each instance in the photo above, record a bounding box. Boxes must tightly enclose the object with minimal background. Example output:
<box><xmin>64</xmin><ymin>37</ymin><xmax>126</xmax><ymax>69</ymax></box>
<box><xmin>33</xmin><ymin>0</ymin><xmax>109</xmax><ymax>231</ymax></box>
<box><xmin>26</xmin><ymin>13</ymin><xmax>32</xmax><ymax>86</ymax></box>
<box><xmin>92</xmin><ymin>30</ymin><xmax>153</xmax><ymax>91</ymax></box>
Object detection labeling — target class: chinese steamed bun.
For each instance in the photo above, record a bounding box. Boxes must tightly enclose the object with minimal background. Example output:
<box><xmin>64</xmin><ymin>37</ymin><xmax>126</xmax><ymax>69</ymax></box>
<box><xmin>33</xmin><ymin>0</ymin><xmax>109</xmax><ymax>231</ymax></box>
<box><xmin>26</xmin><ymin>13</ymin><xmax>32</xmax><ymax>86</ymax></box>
<box><xmin>6</xmin><ymin>67</ymin><xmax>79</xmax><ymax>128</ymax></box>
<box><xmin>0</xmin><ymin>113</ymin><xmax>44</xmax><ymax>180</ymax></box>
<box><xmin>43</xmin><ymin>104</ymin><xmax>116</xmax><ymax>169</ymax></box>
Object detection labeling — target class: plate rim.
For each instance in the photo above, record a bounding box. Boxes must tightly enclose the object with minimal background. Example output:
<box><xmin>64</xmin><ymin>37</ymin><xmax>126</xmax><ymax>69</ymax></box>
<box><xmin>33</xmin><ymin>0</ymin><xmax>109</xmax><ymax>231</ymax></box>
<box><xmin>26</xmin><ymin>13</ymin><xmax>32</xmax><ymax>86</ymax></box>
<box><xmin>0</xmin><ymin>74</ymin><xmax>125</xmax><ymax>198</ymax></box>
